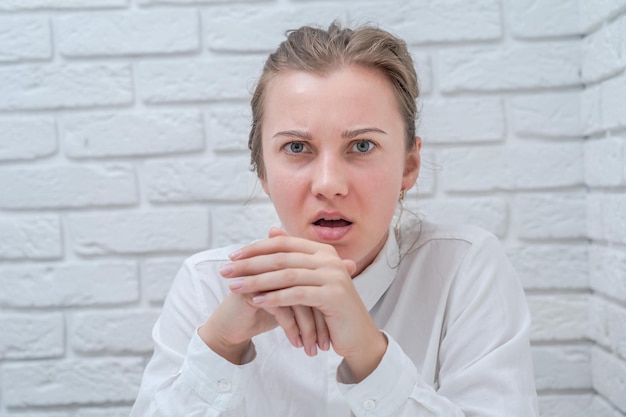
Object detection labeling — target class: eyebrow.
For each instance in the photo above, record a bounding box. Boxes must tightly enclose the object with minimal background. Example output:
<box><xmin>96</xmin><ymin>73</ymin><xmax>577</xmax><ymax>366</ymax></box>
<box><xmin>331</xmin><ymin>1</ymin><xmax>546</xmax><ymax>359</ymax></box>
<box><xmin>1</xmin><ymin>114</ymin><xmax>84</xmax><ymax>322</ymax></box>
<box><xmin>341</xmin><ymin>127</ymin><xmax>387</xmax><ymax>138</ymax></box>
<box><xmin>272</xmin><ymin>130</ymin><xmax>313</xmax><ymax>140</ymax></box>
<box><xmin>272</xmin><ymin>127</ymin><xmax>387</xmax><ymax>140</ymax></box>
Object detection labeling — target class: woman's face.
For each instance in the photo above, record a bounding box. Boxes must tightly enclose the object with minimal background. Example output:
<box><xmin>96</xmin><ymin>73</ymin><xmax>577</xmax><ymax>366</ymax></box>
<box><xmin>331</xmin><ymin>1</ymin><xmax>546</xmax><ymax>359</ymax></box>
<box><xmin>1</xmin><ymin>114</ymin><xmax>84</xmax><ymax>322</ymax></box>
<box><xmin>260</xmin><ymin>65</ymin><xmax>420</xmax><ymax>274</ymax></box>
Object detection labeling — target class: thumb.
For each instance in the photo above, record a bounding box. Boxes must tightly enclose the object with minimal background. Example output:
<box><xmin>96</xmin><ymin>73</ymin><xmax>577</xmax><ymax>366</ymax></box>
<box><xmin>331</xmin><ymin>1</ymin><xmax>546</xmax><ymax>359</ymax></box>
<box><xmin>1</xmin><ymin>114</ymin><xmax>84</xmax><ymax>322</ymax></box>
<box><xmin>268</xmin><ymin>226</ymin><xmax>289</xmax><ymax>238</ymax></box>
<box><xmin>342</xmin><ymin>259</ymin><xmax>357</xmax><ymax>277</ymax></box>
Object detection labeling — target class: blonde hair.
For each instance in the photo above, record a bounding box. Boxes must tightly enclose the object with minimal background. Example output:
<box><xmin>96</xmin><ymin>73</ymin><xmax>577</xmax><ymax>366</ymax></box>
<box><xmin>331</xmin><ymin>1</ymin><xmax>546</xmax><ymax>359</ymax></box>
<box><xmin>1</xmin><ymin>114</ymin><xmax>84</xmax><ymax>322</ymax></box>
<box><xmin>248</xmin><ymin>21</ymin><xmax>420</xmax><ymax>179</ymax></box>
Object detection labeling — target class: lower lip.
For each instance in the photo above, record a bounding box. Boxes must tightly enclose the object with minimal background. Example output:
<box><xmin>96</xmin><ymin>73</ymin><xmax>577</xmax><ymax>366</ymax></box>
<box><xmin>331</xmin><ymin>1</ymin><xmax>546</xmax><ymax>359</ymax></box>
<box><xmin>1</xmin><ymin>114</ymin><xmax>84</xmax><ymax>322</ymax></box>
<box><xmin>312</xmin><ymin>224</ymin><xmax>352</xmax><ymax>241</ymax></box>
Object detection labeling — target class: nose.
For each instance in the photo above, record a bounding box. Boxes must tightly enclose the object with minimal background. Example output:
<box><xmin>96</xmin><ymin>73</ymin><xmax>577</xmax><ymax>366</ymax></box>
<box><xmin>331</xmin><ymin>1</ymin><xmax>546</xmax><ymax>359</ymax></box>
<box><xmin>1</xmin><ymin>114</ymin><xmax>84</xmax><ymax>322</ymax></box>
<box><xmin>310</xmin><ymin>153</ymin><xmax>348</xmax><ymax>199</ymax></box>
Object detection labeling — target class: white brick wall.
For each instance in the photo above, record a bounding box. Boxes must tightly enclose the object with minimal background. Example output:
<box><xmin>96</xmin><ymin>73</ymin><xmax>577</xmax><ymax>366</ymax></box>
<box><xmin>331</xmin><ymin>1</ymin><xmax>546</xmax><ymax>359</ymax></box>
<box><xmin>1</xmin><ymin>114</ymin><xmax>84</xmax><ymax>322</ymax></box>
<box><xmin>0</xmin><ymin>1</ymin><xmax>624</xmax><ymax>416</ymax></box>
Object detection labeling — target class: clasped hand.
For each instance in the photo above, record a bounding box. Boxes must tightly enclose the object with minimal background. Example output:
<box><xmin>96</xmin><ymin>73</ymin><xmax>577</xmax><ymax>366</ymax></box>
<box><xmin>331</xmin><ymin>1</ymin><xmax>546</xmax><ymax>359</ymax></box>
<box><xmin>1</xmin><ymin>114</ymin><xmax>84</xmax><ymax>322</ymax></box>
<box><xmin>199</xmin><ymin>227</ymin><xmax>387</xmax><ymax>382</ymax></box>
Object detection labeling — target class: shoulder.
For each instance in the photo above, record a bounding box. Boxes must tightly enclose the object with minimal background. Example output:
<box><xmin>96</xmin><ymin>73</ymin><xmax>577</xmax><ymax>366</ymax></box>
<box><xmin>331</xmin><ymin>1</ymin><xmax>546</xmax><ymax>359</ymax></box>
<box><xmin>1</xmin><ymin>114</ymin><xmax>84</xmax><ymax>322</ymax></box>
<box><xmin>399</xmin><ymin>218</ymin><xmax>500</xmax><ymax>255</ymax></box>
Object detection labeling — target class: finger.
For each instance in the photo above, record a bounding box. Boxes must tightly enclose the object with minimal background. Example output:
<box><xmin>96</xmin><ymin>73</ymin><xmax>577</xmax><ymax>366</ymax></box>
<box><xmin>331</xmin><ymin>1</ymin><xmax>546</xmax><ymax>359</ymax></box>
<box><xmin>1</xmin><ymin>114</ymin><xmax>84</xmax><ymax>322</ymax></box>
<box><xmin>292</xmin><ymin>305</ymin><xmax>318</xmax><ymax>356</ymax></box>
<box><xmin>266</xmin><ymin>307</ymin><xmax>302</xmax><ymax>348</ymax></box>
<box><xmin>268</xmin><ymin>227</ymin><xmax>289</xmax><ymax>238</ymax></box>
<box><xmin>252</xmin><ymin>285</ymin><xmax>323</xmax><ymax>309</ymax></box>
<box><xmin>230</xmin><ymin>235</ymin><xmax>319</xmax><ymax>261</ymax></box>
<box><xmin>223</xmin><ymin>252</ymin><xmax>320</xmax><ymax>279</ymax></box>
<box><xmin>342</xmin><ymin>259</ymin><xmax>357</xmax><ymax>277</ymax></box>
<box><xmin>313</xmin><ymin>308</ymin><xmax>330</xmax><ymax>351</ymax></box>
<box><xmin>228</xmin><ymin>268</ymin><xmax>324</xmax><ymax>294</ymax></box>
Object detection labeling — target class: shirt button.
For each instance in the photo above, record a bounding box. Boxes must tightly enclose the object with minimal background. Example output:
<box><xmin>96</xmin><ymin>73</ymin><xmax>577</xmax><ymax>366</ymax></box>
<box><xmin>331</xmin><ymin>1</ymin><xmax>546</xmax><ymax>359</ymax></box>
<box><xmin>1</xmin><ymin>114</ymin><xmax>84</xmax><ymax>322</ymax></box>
<box><xmin>217</xmin><ymin>379</ymin><xmax>232</xmax><ymax>392</ymax></box>
<box><xmin>363</xmin><ymin>399</ymin><xmax>376</xmax><ymax>410</ymax></box>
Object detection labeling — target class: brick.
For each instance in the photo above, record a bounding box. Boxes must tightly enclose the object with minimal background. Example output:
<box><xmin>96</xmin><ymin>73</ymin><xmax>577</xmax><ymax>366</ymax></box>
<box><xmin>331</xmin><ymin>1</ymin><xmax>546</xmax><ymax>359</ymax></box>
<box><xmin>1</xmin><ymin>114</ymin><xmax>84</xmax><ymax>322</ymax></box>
<box><xmin>71</xmin><ymin>310</ymin><xmax>159</xmax><ymax>354</ymax></box>
<box><xmin>211</xmin><ymin>204</ymin><xmax>280</xmax><ymax>247</ymax></box>
<box><xmin>0</xmin><ymin>16</ymin><xmax>50</xmax><ymax>62</ymax></box>
<box><xmin>139</xmin><ymin>0</ymin><xmax>264</xmax><ymax>4</ymax></box>
<box><xmin>532</xmin><ymin>345</ymin><xmax>591</xmax><ymax>390</ymax></box>
<box><xmin>141</xmin><ymin>258</ymin><xmax>184</xmax><ymax>304</ymax></box>
<box><xmin>538</xmin><ymin>394</ymin><xmax>595</xmax><ymax>417</ymax></box>
<box><xmin>507</xmin><ymin>244</ymin><xmax>588</xmax><ymax>290</ymax></box>
<box><xmin>510</xmin><ymin>91</ymin><xmax>583</xmax><ymax>139</ymax></box>
<box><xmin>137</xmin><ymin>56</ymin><xmax>262</xmax><ymax>104</ymax></box>
<box><xmin>589</xmin><ymin>395</ymin><xmax>626</xmax><ymax>417</ymax></box>
<box><xmin>442</xmin><ymin>143</ymin><xmax>584</xmax><ymax>191</ymax></box>
<box><xmin>410</xmin><ymin>150</ymin><xmax>436</xmax><ymax>197</ymax></box>
<box><xmin>0</xmin><ymin>63</ymin><xmax>132</xmax><ymax>111</ymax></box>
<box><xmin>0</xmin><ymin>412</ymin><xmax>133</xmax><ymax>417</ymax></box>
<box><xmin>1</xmin><ymin>358</ymin><xmax>143</xmax><ymax>407</ymax></box>
<box><xmin>589</xmin><ymin>245</ymin><xmax>626</xmax><ymax>304</ymax></box>
<box><xmin>412</xmin><ymin>53</ymin><xmax>432</xmax><ymax>96</ymax></box>
<box><xmin>61</xmin><ymin>111</ymin><xmax>204</xmax><ymax>158</ymax></box>
<box><xmin>203</xmin><ymin>5</ymin><xmax>348</xmax><ymax>52</ymax></box>
<box><xmin>58</xmin><ymin>10</ymin><xmax>199</xmax><ymax>57</ymax></box>
<box><xmin>0</xmin><ymin>215</ymin><xmax>61</xmax><ymax>260</ymax></box>
<box><xmin>440</xmin><ymin>41</ymin><xmax>580</xmax><ymax>92</ymax></box>
<box><xmin>0</xmin><ymin>412</ymin><xmax>71</xmax><ymax>417</ymax></box>
<box><xmin>207</xmin><ymin>104</ymin><xmax>251</xmax><ymax>152</ymax></box>
<box><xmin>0</xmin><ymin>165</ymin><xmax>137</xmax><ymax>209</ymax></box>
<box><xmin>588</xmin><ymin>297</ymin><xmax>626</xmax><ymax>360</ymax></box>
<box><xmin>68</xmin><ymin>210</ymin><xmax>209</xmax><ymax>255</ymax></box>
<box><xmin>145</xmin><ymin>156</ymin><xmax>257</xmax><ymax>203</ymax></box>
<box><xmin>587</xmin><ymin>194</ymin><xmax>626</xmax><ymax>244</ymax></box>
<box><xmin>350</xmin><ymin>0</ymin><xmax>501</xmax><ymax>44</ymax></box>
<box><xmin>602</xmin><ymin>71</ymin><xmax>626</xmax><ymax>131</ymax></box>
<box><xmin>419</xmin><ymin>97</ymin><xmax>504</xmax><ymax>143</ymax></box>
<box><xmin>580</xmin><ymin>0</ymin><xmax>626</xmax><ymax>33</ymax></box>
<box><xmin>528</xmin><ymin>294</ymin><xmax>589</xmax><ymax>341</ymax></box>
<box><xmin>510</xmin><ymin>0</ymin><xmax>580</xmax><ymax>38</ymax></box>
<box><xmin>0</xmin><ymin>0</ymin><xmax>126</xmax><ymax>10</ymax></box>
<box><xmin>592</xmin><ymin>347</ymin><xmax>626</xmax><ymax>413</ymax></box>
<box><xmin>515</xmin><ymin>193</ymin><xmax>587</xmax><ymax>240</ymax></box>
<box><xmin>0</xmin><ymin>263</ymin><xmax>138</xmax><ymax>308</ymax></box>
<box><xmin>414</xmin><ymin>197</ymin><xmax>508</xmax><ymax>237</ymax></box>
<box><xmin>582</xmin><ymin>15</ymin><xmax>626</xmax><ymax>83</ymax></box>
<box><xmin>581</xmin><ymin>84</ymin><xmax>602</xmax><ymax>135</ymax></box>
<box><xmin>76</xmin><ymin>408</ymin><xmax>132</xmax><ymax>417</ymax></box>
<box><xmin>0</xmin><ymin>117</ymin><xmax>56</xmax><ymax>161</ymax></box>
<box><xmin>585</xmin><ymin>137</ymin><xmax>626</xmax><ymax>187</ymax></box>
<box><xmin>0</xmin><ymin>313</ymin><xmax>64</xmax><ymax>359</ymax></box>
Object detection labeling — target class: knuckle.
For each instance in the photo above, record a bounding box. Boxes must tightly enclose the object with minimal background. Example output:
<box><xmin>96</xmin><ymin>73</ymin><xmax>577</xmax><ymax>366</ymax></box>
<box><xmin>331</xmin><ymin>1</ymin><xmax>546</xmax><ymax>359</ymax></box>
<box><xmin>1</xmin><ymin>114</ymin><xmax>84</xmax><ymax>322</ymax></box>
<box><xmin>283</xmin><ymin>268</ymin><xmax>298</xmax><ymax>286</ymax></box>
<box><xmin>291</xmin><ymin>287</ymin><xmax>306</xmax><ymax>303</ymax></box>
<box><xmin>275</xmin><ymin>252</ymin><xmax>288</xmax><ymax>269</ymax></box>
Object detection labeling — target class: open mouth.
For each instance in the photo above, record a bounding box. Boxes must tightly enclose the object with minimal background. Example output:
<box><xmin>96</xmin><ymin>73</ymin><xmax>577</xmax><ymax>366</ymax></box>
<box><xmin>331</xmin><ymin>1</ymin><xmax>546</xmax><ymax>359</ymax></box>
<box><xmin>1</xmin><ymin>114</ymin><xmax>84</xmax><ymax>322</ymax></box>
<box><xmin>313</xmin><ymin>218</ymin><xmax>353</xmax><ymax>228</ymax></box>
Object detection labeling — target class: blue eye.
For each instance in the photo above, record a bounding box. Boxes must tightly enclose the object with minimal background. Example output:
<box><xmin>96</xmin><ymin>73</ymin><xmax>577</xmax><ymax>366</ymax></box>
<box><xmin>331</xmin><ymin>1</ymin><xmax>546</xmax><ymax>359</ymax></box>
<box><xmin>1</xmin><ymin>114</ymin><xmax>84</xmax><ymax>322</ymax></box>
<box><xmin>285</xmin><ymin>141</ymin><xmax>307</xmax><ymax>154</ymax></box>
<box><xmin>352</xmin><ymin>140</ymin><xmax>374</xmax><ymax>153</ymax></box>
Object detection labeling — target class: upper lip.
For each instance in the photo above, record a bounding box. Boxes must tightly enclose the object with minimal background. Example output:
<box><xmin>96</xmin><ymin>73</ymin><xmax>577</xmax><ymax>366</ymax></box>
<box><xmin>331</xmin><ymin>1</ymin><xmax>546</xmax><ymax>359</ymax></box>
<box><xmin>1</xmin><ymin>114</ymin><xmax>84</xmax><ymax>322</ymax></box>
<box><xmin>311</xmin><ymin>210</ymin><xmax>352</xmax><ymax>224</ymax></box>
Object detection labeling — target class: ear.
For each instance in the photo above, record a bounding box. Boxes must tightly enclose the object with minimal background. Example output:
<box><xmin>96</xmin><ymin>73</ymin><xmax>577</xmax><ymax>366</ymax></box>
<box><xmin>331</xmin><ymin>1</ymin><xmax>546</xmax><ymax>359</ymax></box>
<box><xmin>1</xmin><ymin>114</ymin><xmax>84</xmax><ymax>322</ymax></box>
<box><xmin>401</xmin><ymin>136</ymin><xmax>421</xmax><ymax>191</ymax></box>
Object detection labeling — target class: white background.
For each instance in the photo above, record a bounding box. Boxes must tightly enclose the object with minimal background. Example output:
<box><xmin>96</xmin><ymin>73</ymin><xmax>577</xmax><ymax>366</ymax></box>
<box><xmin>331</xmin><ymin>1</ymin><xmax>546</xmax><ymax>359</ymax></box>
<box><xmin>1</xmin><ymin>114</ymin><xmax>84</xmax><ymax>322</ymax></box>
<box><xmin>0</xmin><ymin>0</ymin><xmax>625</xmax><ymax>416</ymax></box>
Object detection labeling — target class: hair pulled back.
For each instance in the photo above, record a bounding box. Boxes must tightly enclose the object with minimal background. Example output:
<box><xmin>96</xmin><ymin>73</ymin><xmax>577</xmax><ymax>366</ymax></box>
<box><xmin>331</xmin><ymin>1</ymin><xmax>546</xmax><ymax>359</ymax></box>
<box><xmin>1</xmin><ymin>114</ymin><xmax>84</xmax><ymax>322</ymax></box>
<box><xmin>248</xmin><ymin>21</ymin><xmax>420</xmax><ymax>179</ymax></box>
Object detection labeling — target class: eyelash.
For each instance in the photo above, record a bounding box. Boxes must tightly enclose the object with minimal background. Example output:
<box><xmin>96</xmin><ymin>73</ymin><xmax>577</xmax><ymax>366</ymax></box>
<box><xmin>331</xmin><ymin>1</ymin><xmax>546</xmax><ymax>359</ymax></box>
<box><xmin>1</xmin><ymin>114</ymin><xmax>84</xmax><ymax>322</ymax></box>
<box><xmin>282</xmin><ymin>140</ymin><xmax>376</xmax><ymax>155</ymax></box>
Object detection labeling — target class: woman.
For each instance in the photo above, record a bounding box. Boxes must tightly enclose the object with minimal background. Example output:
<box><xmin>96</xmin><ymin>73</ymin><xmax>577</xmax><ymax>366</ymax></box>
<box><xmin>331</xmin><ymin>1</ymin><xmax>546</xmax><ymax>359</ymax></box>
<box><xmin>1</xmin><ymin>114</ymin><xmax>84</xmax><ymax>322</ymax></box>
<box><xmin>131</xmin><ymin>22</ymin><xmax>539</xmax><ymax>416</ymax></box>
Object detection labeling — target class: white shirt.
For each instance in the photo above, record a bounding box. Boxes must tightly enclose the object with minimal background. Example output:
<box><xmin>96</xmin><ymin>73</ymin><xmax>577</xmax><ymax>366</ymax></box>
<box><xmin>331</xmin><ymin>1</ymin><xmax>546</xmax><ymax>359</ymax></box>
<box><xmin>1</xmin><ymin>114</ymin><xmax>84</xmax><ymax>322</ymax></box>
<box><xmin>130</xmin><ymin>220</ymin><xmax>539</xmax><ymax>417</ymax></box>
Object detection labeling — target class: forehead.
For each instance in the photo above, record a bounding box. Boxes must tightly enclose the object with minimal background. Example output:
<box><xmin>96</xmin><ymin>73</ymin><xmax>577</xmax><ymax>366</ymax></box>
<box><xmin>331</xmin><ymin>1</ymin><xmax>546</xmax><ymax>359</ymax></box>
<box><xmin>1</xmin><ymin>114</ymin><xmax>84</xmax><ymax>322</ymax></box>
<box><xmin>262</xmin><ymin>65</ymin><xmax>403</xmax><ymax>124</ymax></box>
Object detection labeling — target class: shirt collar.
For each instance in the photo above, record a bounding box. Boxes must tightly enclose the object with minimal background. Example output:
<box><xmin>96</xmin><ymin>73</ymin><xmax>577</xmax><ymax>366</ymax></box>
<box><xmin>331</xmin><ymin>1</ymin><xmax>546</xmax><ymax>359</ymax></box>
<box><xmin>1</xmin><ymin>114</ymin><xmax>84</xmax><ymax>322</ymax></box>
<box><xmin>351</xmin><ymin>226</ymin><xmax>400</xmax><ymax>311</ymax></box>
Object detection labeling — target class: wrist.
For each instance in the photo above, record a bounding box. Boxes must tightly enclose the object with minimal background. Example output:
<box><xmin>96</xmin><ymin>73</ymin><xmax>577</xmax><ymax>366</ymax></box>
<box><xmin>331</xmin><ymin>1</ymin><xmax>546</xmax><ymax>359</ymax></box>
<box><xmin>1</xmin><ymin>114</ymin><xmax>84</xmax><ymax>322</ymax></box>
<box><xmin>344</xmin><ymin>331</ymin><xmax>388</xmax><ymax>383</ymax></box>
<box><xmin>198</xmin><ymin>322</ymin><xmax>250</xmax><ymax>365</ymax></box>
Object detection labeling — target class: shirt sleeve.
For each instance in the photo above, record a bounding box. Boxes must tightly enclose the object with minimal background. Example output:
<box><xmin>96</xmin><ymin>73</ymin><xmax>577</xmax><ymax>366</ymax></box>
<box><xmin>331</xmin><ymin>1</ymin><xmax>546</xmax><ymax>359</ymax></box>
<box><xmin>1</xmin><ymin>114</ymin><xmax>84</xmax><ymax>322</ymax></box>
<box><xmin>130</xmin><ymin>256</ymin><xmax>253</xmax><ymax>417</ymax></box>
<box><xmin>337</xmin><ymin>233</ymin><xmax>539</xmax><ymax>417</ymax></box>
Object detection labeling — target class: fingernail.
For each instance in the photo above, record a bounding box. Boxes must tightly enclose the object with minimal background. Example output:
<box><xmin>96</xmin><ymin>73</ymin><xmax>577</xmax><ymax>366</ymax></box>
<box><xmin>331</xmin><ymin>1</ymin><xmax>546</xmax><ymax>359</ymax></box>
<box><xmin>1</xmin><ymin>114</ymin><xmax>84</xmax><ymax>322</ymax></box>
<box><xmin>308</xmin><ymin>344</ymin><xmax>318</xmax><ymax>356</ymax></box>
<box><xmin>228</xmin><ymin>278</ymin><xmax>243</xmax><ymax>290</ymax></box>
<box><xmin>228</xmin><ymin>250</ymin><xmax>242</xmax><ymax>260</ymax></box>
<box><xmin>219</xmin><ymin>264</ymin><xmax>234</xmax><ymax>276</ymax></box>
<box><xmin>320</xmin><ymin>338</ymin><xmax>330</xmax><ymax>351</ymax></box>
<box><xmin>294</xmin><ymin>336</ymin><xmax>303</xmax><ymax>348</ymax></box>
<box><xmin>252</xmin><ymin>295</ymin><xmax>266</xmax><ymax>304</ymax></box>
